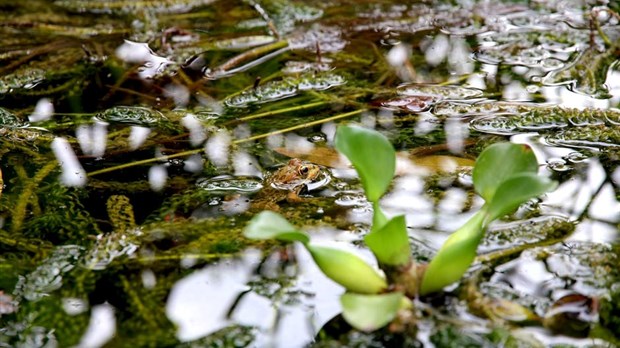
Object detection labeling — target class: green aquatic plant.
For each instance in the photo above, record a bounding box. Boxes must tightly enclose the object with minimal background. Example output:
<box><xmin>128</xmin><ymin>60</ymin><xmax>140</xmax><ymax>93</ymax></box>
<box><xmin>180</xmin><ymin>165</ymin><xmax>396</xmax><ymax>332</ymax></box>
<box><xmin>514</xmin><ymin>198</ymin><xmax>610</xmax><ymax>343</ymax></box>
<box><xmin>244</xmin><ymin>125</ymin><xmax>557</xmax><ymax>331</ymax></box>
<box><xmin>420</xmin><ymin>142</ymin><xmax>557</xmax><ymax>294</ymax></box>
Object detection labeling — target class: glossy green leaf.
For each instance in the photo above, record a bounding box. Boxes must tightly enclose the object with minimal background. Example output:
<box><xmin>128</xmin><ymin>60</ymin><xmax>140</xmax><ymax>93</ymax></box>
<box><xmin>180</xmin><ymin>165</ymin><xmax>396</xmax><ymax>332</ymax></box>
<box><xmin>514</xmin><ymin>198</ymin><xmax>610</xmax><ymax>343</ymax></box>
<box><xmin>473</xmin><ymin>143</ymin><xmax>538</xmax><ymax>201</ymax></box>
<box><xmin>335</xmin><ymin>125</ymin><xmax>396</xmax><ymax>202</ymax></box>
<box><xmin>419</xmin><ymin>212</ymin><xmax>485</xmax><ymax>295</ymax></box>
<box><xmin>372</xmin><ymin>202</ymin><xmax>389</xmax><ymax>231</ymax></box>
<box><xmin>364</xmin><ymin>215</ymin><xmax>410</xmax><ymax>266</ymax></box>
<box><xmin>306</xmin><ymin>244</ymin><xmax>387</xmax><ymax>294</ymax></box>
<box><xmin>485</xmin><ymin>173</ymin><xmax>557</xmax><ymax>222</ymax></box>
<box><xmin>340</xmin><ymin>292</ymin><xmax>405</xmax><ymax>332</ymax></box>
<box><xmin>243</xmin><ymin>211</ymin><xmax>310</xmax><ymax>244</ymax></box>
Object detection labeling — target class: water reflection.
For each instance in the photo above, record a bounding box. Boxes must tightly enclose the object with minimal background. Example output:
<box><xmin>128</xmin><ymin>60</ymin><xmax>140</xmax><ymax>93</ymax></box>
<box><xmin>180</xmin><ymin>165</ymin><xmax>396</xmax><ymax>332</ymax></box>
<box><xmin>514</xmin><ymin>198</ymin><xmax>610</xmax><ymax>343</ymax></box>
<box><xmin>166</xmin><ymin>247</ymin><xmax>342</xmax><ymax>347</ymax></box>
<box><xmin>115</xmin><ymin>41</ymin><xmax>171</xmax><ymax>79</ymax></box>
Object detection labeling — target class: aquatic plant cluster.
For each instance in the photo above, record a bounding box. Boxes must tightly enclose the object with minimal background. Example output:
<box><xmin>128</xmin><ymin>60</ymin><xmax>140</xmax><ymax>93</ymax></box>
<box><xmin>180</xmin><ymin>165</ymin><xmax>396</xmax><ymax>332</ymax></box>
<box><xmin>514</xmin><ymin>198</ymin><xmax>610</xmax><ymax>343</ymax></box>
<box><xmin>0</xmin><ymin>0</ymin><xmax>619</xmax><ymax>347</ymax></box>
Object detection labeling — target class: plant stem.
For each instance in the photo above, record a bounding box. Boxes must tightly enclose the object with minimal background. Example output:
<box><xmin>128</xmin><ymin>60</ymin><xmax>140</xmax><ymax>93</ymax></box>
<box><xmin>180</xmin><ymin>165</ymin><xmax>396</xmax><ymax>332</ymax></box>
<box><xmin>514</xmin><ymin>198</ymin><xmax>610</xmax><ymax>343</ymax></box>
<box><xmin>224</xmin><ymin>100</ymin><xmax>329</xmax><ymax>125</ymax></box>
<box><xmin>87</xmin><ymin>108</ymin><xmax>366</xmax><ymax>176</ymax></box>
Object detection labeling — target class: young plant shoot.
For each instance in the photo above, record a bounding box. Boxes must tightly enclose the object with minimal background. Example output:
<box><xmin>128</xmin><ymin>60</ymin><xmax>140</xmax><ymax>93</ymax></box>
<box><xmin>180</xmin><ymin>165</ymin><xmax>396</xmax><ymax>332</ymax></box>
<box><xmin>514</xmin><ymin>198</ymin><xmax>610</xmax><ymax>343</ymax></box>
<box><xmin>243</xmin><ymin>125</ymin><xmax>557</xmax><ymax>332</ymax></box>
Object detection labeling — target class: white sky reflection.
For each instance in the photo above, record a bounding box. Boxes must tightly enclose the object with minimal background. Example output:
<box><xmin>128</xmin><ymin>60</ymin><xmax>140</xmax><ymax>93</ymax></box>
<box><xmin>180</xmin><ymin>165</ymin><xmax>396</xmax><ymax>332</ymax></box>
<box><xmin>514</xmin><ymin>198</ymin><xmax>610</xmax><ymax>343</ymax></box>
<box><xmin>115</xmin><ymin>40</ymin><xmax>171</xmax><ymax>79</ymax></box>
<box><xmin>166</xmin><ymin>245</ymin><xmax>343</xmax><ymax>348</ymax></box>
<box><xmin>76</xmin><ymin>303</ymin><xmax>116</xmax><ymax>348</ymax></box>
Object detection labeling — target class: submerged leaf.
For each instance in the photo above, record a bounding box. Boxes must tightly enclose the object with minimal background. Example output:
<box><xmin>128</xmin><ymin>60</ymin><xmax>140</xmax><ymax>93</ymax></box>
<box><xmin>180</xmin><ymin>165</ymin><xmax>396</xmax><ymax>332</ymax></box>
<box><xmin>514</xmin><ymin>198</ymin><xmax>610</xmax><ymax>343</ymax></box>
<box><xmin>340</xmin><ymin>292</ymin><xmax>405</xmax><ymax>332</ymax></box>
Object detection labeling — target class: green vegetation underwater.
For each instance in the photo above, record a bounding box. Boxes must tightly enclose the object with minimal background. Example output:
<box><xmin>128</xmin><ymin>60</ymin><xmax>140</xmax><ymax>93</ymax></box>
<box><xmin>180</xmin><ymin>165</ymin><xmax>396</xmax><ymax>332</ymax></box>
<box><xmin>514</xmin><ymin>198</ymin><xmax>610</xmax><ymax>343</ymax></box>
<box><xmin>1</xmin><ymin>0</ymin><xmax>620</xmax><ymax>347</ymax></box>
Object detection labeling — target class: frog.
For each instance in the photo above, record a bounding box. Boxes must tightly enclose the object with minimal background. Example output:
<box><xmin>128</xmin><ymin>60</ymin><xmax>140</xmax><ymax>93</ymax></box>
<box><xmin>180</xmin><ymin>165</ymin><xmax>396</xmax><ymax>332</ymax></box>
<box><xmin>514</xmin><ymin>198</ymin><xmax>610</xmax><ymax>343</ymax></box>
<box><xmin>251</xmin><ymin>158</ymin><xmax>323</xmax><ymax>211</ymax></box>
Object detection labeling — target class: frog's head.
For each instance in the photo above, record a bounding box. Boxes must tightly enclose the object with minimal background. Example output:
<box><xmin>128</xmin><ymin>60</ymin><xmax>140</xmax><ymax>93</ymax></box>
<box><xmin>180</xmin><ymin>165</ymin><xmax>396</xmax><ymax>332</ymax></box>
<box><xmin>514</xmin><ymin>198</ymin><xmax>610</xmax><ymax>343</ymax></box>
<box><xmin>270</xmin><ymin>158</ymin><xmax>324</xmax><ymax>192</ymax></box>
<box><xmin>291</xmin><ymin>158</ymin><xmax>321</xmax><ymax>183</ymax></box>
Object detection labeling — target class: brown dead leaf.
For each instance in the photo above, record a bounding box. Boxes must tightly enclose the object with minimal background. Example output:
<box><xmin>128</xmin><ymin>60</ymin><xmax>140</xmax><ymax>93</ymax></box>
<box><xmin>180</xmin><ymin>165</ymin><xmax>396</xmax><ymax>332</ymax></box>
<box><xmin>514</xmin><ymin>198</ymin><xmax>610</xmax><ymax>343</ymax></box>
<box><xmin>275</xmin><ymin>146</ymin><xmax>474</xmax><ymax>175</ymax></box>
<box><xmin>274</xmin><ymin>146</ymin><xmax>349</xmax><ymax>168</ymax></box>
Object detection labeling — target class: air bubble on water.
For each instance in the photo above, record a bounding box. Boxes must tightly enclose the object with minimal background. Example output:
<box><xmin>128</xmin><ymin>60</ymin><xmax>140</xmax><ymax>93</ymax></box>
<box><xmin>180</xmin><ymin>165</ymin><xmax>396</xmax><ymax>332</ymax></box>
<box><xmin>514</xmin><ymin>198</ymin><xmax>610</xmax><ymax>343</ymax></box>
<box><xmin>163</xmin><ymin>83</ymin><xmax>190</xmax><ymax>107</ymax></box>
<box><xmin>128</xmin><ymin>126</ymin><xmax>151</xmax><ymax>150</ymax></box>
<box><xmin>184</xmin><ymin>154</ymin><xmax>204</xmax><ymax>173</ymax></box>
<box><xmin>205</xmin><ymin>130</ymin><xmax>231</xmax><ymax>167</ymax></box>
<box><xmin>423</xmin><ymin>34</ymin><xmax>448</xmax><ymax>66</ymax></box>
<box><xmin>233</xmin><ymin>152</ymin><xmax>261</xmax><ymax>177</ymax></box>
<box><xmin>141</xmin><ymin>269</ymin><xmax>157</xmax><ymax>289</ymax></box>
<box><xmin>181</xmin><ymin>113</ymin><xmax>206</xmax><ymax>146</ymax></box>
<box><xmin>76</xmin><ymin>120</ymin><xmax>108</xmax><ymax>157</ymax></box>
<box><xmin>284</xmin><ymin>133</ymin><xmax>314</xmax><ymax>154</ymax></box>
<box><xmin>266</xmin><ymin>133</ymin><xmax>284</xmax><ymax>149</ymax></box>
<box><xmin>52</xmin><ymin>137</ymin><xmax>87</xmax><ymax>187</ymax></box>
<box><xmin>29</xmin><ymin>98</ymin><xmax>54</xmax><ymax>123</ymax></box>
<box><xmin>149</xmin><ymin>165</ymin><xmax>168</xmax><ymax>192</ymax></box>
<box><xmin>547</xmin><ymin>159</ymin><xmax>570</xmax><ymax>172</ymax></box>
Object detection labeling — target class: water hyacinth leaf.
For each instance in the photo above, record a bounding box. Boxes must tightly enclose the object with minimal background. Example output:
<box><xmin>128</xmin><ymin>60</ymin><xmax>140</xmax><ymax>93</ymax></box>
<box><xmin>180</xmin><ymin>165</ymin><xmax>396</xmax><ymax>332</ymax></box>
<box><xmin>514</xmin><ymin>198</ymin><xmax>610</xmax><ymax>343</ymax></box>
<box><xmin>340</xmin><ymin>292</ymin><xmax>405</xmax><ymax>332</ymax></box>
<box><xmin>420</xmin><ymin>212</ymin><xmax>485</xmax><ymax>295</ymax></box>
<box><xmin>364</xmin><ymin>215</ymin><xmax>410</xmax><ymax>266</ymax></box>
<box><xmin>306</xmin><ymin>244</ymin><xmax>387</xmax><ymax>294</ymax></box>
<box><xmin>473</xmin><ymin>143</ymin><xmax>538</xmax><ymax>202</ymax></box>
<box><xmin>485</xmin><ymin>173</ymin><xmax>557</xmax><ymax>222</ymax></box>
<box><xmin>335</xmin><ymin>125</ymin><xmax>396</xmax><ymax>202</ymax></box>
<box><xmin>243</xmin><ymin>211</ymin><xmax>309</xmax><ymax>244</ymax></box>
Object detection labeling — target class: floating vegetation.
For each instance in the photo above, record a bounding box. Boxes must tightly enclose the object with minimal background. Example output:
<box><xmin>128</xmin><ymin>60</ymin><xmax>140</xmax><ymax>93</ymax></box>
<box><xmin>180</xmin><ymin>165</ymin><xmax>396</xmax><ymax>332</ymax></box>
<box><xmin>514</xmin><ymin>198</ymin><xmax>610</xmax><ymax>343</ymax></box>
<box><xmin>469</xmin><ymin>104</ymin><xmax>620</xmax><ymax>144</ymax></box>
<box><xmin>0</xmin><ymin>108</ymin><xmax>26</xmax><ymax>128</ymax></box>
<box><xmin>224</xmin><ymin>73</ymin><xmax>345</xmax><ymax>108</ymax></box>
<box><xmin>548</xmin><ymin>125</ymin><xmax>620</xmax><ymax>148</ymax></box>
<box><xmin>95</xmin><ymin>106</ymin><xmax>171</xmax><ymax>128</ymax></box>
<box><xmin>543</xmin><ymin>44</ymin><xmax>619</xmax><ymax>99</ymax></box>
<box><xmin>0</xmin><ymin>68</ymin><xmax>47</xmax><ymax>94</ymax></box>
<box><xmin>242</xmin><ymin>0</ymin><xmax>323</xmax><ymax>35</ymax></box>
<box><xmin>397</xmin><ymin>83</ymin><xmax>484</xmax><ymax>100</ymax></box>
<box><xmin>196</xmin><ymin>176</ymin><xmax>263</xmax><ymax>194</ymax></box>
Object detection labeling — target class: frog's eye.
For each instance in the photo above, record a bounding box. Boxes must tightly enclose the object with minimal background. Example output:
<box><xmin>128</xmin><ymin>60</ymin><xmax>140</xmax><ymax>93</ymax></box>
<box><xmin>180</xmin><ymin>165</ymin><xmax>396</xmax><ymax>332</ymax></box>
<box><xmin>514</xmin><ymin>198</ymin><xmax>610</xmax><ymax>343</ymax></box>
<box><xmin>299</xmin><ymin>166</ymin><xmax>309</xmax><ymax>175</ymax></box>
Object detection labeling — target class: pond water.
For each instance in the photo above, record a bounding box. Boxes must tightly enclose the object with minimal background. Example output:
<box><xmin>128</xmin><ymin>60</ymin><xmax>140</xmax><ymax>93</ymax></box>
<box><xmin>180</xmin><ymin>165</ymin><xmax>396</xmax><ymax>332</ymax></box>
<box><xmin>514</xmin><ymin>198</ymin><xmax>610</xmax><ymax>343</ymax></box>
<box><xmin>1</xmin><ymin>0</ymin><xmax>619</xmax><ymax>347</ymax></box>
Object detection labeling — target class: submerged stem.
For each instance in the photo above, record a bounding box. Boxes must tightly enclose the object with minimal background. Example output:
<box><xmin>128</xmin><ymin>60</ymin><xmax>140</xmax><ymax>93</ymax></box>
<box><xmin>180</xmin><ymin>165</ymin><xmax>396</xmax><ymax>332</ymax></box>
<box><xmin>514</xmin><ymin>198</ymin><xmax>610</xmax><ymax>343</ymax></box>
<box><xmin>87</xmin><ymin>108</ymin><xmax>367</xmax><ymax>176</ymax></box>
